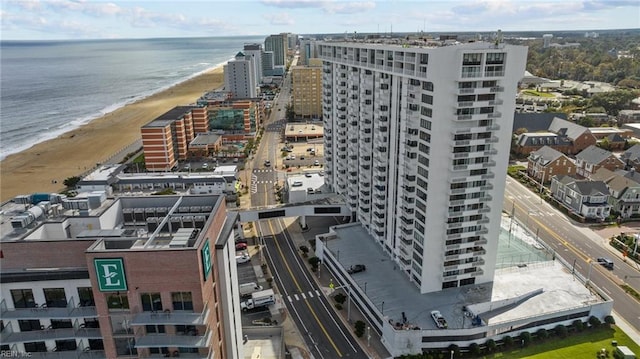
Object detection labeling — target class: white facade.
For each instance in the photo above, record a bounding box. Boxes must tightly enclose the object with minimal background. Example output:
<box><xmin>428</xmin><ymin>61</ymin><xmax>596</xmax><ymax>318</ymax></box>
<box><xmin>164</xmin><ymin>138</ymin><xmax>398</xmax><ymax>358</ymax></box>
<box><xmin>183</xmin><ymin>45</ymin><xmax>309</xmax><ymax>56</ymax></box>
<box><xmin>243</xmin><ymin>44</ymin><xmax>263</xmax><ymax>85</ymax></box>
<box><xmin>224</xmin><ymin>52</ymin><xmax>257</xmax><ymax>99</ymax></box>
<box><xmin>319</xmin><ymin>41</ymin><xmax>527</xmax><ymax>293</ymax></box>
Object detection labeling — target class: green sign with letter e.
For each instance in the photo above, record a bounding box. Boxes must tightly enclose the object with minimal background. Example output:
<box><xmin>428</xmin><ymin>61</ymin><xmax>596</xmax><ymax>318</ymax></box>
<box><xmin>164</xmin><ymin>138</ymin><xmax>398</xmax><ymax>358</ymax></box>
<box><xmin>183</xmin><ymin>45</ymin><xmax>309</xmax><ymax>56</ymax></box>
<box><xmin>94</xmin><ymin>258</ymin><xmax>128</xmax><ymax>292</ymax></box>
<box><xmin>201</xmin><ymin>240</ymin><xmax>212</xmax><ymax>279</ymax></box>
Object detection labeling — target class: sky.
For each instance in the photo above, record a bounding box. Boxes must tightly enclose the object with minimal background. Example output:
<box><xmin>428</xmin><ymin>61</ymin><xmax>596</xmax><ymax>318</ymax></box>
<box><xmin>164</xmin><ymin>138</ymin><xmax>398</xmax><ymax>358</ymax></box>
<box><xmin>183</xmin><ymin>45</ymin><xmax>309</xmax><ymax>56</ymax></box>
<box><xmin>1</xmin><ymin>0</ymin><xmax>639</xmax><ymax>40</ymax></box>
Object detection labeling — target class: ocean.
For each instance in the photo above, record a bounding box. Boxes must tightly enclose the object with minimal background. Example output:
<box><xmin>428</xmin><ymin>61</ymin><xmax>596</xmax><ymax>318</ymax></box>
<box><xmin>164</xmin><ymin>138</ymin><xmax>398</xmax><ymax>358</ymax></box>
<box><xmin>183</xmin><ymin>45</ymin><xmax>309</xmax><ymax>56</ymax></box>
<box><xmin>0</xmin><ymin>36</ymin><xmax>264</xmax><ymax>161</ymax></box>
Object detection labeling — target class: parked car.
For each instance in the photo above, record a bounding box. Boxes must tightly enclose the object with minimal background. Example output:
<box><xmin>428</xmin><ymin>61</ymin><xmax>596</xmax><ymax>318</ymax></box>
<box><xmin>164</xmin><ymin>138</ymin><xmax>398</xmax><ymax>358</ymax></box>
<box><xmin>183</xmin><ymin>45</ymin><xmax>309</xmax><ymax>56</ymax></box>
<box><xmin>313</xmin><ymin>160</ymin><xmax>320</xmax><ymax>166</ymax></box>
<box><xmin>597</xmin><ymin>257</ymin><xmax>614</xmax><ymax>269</ymax></box>
<box><xmin>264</xmin><ymin>160</ymin><xmax>271</xmax><ymax>167</ymax></box>
<box><xmin>347</xmin><ymin>264</ymin><xmax>366</xmax><ymax>274</ymax></box>
<box><xmin>430</xmin><ymin>310</ymin><xmax>448</xmax><ymax>329</ymax></box>
<box><xmin>236</xmin><ymin>242</ymin><xmax>248</xmax><ymax>251</ymax></box>
<box><xmin>236</xmin><ymin>252</ymin><xmax>250</xmax><ymax>264</ymax></box>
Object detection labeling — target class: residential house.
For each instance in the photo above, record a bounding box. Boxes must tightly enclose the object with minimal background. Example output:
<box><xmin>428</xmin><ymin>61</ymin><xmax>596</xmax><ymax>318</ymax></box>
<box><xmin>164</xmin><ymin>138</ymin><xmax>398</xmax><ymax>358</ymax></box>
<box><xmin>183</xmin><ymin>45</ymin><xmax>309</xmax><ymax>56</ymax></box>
<box><xmin>574</xmin><ymin>145</ymin><xmax>624</xmax><ymax>178</ymax></box>
<box><xmin>527</xmin><ymin>146</ymin><xmax>576</xmax><ymax>184</ymax></box>
<box><xmin>621</xmin><ymin>144</ymin><xmax>640</xmax><ymax>172</ymax></box>
<box><xmin>550</xmin><ymin>175</ymin><xmax>611</xmax><ymax>221</ymax></box>
<box><xmin>590</xmin><ymin>167</ymin><xmax>640</xmax><ymax>218</ymax></box>
<box><xmin>514</xmin><ymin>117</ymin><xmax>596</xmax><ymax>155</ymax></box>
<box><xmin>618</xmin><ymin>110</ymin><xmax>640</xmax><ymax>124</ymax></box>
<box><xmin>548</xmin><ymin>117</ymin><xmax>597</xmax><ymax>154</ymax></box>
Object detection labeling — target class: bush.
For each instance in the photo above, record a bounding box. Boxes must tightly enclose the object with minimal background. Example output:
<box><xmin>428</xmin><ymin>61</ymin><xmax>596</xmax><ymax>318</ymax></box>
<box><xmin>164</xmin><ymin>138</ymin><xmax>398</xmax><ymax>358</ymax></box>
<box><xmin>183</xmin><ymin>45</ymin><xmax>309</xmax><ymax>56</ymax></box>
<box><xmin>536</xmin><ymin>328</ymin><xmax>548</xmax><ymax>341</ymax></box>
<box><xmin>604</xmin><ymin>315</ymin><xmax>615</xmax><ymax>325</ymax></box>
<box><xmin>469</xmin><ymin>342</ymin><xmax>481</xmax><ymax>355</ymax></box>
<box><xmin>335</xmin><ymin>303</ymin><xmax>343</xmax><ymax>310</ymax></box>
<box><xmin>520</xmin><ymin>331</ymin><xmax>531</xmax><ymax>346</ymax></box>
<box><xmin>354</xmin><ymin>320</ymin><xmax>366</xmax><ymax>337</ymax></box>
<box><xmin>448</xmin><ymin>344</ymin><xmax>460</xmax><ymax>357</ymax></box>
<box><xmin>555</xmin><ymin>324</ymin><xmax>568</xmax><ymax>338</ymax></box>
<box><xmin>485</xmin><ymin>339</ymin><xmax>496</xmax><ymax>352</ymax></box>
<box><xmin>589</xmin><ymin>316</ymin><xmax>602</xmax><ymax>328</ymax></box>
<box><xmin>333</xmin><ymin>293</ymin><xmax>347</xmax><ymax>305</ymax></box>
<box><xmin>503</xmin><ymin>335</ymin><xmax>513</xmax><ymax>347</ymax></box>
<box><xmin>573</xmin><ymin>319</ymin><xmax>585</xmax><ymax>332</ymax></box>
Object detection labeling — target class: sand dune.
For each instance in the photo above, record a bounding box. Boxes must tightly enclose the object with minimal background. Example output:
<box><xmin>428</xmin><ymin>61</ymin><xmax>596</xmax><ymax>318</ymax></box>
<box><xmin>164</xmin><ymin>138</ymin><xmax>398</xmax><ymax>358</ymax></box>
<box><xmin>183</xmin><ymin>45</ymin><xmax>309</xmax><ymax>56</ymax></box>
<box><xmin>0</xmin><ymin>67</ymin><xmax>224</xmax><ymax>202</ymax></box>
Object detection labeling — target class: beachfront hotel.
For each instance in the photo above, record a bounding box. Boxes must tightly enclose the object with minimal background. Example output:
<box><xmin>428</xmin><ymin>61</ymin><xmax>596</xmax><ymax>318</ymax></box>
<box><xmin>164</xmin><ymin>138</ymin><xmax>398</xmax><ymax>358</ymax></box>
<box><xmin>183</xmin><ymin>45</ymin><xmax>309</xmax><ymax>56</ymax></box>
<box><xmin>0</xmin><ymin>194</ymin><xmax>244</xmax><ymax>358</ymax></box>
<box><xmin>264</xmin><ymin>34</ymin><xmax>288</xmax><ymax>67</ymax></box>
<box><xmin>223</xmin><ymin>52</ymin><xmax>258</xmax><ymax>99</ymax></box>
<box><xmin>318</xmin><ymin>39</ymin><xmax>527</xmax><ymax>293</ymax></box>
<box><xmin>141</xmin><ymin>106</ymin><xmax>207</xmax><ymax>171</ymax></box>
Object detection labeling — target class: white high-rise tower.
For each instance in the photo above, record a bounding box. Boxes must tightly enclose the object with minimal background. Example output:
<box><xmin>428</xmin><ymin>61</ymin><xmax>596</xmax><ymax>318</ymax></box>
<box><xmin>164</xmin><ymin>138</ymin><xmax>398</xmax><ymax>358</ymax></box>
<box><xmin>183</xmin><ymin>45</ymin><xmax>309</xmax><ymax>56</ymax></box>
<box><xmin>319</xmin><ymin>40</ymin><xmax>527</xmax><ymax>293</ymax></box>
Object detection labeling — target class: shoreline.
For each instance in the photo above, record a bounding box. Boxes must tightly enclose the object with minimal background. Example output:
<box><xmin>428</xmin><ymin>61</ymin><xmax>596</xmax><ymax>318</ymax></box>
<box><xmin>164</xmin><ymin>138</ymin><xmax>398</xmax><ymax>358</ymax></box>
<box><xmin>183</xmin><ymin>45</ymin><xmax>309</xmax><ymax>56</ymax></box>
<box><xmin>0</xmin><ymin>65</ymin><xmax>225</xmax><ymax>202</ymax></box>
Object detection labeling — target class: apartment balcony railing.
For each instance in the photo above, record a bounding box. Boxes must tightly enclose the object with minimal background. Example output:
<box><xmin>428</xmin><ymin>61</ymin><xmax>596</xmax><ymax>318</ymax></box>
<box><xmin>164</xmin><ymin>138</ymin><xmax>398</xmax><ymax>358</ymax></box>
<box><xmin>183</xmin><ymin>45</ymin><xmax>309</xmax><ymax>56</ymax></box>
<box><xmin>135</xmin><ymin>331</ymin><xmax>209</xmax><ymax>348</ymax></box>
<box><xmin>0</xmin><ymin>327</ymin><xmax>101</xmax><ymax>344</ymax></box>
<box><xmin>130</xmin><ymin>310</ymin><xmax>208</xmax><ymax>326</ymax></box>
<box><xmin>0</xmin><ymin>300</ymin><xmax>97</xmax><ymax>320</ymax></box>
<box><xmin>26</xmin><ymin>350</ymin><xmax>106</xmax><ymax>359</ymax></box>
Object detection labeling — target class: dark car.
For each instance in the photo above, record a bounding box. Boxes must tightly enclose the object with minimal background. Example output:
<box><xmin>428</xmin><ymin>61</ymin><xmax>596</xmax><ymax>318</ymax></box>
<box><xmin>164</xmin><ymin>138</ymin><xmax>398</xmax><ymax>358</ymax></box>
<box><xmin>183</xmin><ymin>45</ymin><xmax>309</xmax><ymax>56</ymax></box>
<box><xmin>597</xmin><ymin>257</ymin><xmax>614</xmax><ymax>269</ymax></box>
<box><xmin>236</xmin><ymin>242</ymin><xmax>248</xmax><ymax>251</ymax></box>
<box><xmin>347</xmin><ymin>264</ymin><xmax>366</xmax><ymax>274</ymax></box>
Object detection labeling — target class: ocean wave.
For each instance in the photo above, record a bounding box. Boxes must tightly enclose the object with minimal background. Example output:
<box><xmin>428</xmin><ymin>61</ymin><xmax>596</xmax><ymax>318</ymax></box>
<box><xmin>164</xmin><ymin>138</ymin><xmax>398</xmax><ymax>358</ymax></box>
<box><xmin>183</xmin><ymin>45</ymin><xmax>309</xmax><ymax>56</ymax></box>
<box><xmin>0</xmin><ymin>59</ymin><xmax>231</xmax><ymax>162</ymax></box>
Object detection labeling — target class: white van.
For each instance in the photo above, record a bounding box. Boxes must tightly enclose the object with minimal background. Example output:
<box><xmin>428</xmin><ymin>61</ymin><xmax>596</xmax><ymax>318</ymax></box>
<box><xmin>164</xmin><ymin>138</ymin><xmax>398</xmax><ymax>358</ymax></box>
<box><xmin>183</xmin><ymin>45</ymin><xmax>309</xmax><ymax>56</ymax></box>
<box><xmin>239</xmin><ymin>282</ymin><xmax>263</xmax><ymax>298</ymax></box>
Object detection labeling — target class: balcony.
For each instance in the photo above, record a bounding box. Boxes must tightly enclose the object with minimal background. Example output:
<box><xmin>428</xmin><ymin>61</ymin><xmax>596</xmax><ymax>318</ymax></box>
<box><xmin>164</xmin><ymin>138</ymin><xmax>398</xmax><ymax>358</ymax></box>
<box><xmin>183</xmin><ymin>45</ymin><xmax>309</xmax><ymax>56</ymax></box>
<box><xmin>135</xmin><ymin>331</ymin><xmax>210</xmax><ymax>348</ymax></box>
<box><xmin>0</xmin><ymin>301</ymin><xmax>97</xmax><ymax>320</ymax></box>
<box><xmin>0</xmin><ymin>327</ymin><xmax>102</xmax><ymax>344</ymax></box>
<box><xmin>130</xmin><ymin>310</ymin><xmax>208</xmax><ymax>326</ymax></box>
<box><xmin>490</xmin><ymin>86</ymin><xmax>505</xmax><ymax>93</ymax></box>
<box><xmin>27</xmin><ymin>350</ymin><xmax>107</xmax><ymax>359</ymax></box>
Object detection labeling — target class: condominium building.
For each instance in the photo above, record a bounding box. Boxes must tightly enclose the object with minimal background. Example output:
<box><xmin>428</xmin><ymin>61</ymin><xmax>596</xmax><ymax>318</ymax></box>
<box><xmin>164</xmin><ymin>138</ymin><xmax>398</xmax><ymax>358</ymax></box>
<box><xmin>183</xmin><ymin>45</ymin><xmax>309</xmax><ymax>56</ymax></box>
<box><xmin>291</xmin><ymin>59</ymin><xmax>323</xmax><ymax>118</ymax></box>
<box><xmin>224</xmin><ymin>52</ymin><xmax>257</xmax><ymax>99</ymax></box>
<box><xmin>299</xmin><ymin>38</ymin><xmax>319</xmax><ymax>66</ymax></box>
<box><xmin>243</xmin><ymin>43</ymin><xmax>264</xmax><ymax>85</ymax></box>
<box><xmin>319</xmin><ymin>40</ymin><xmax>527</xmax><ymax>293</ymax></box>
<box><xmin>141</xmin><ymin>106</ymin><xmax>207</xmax><ymax>171</ymax></box>
<box><xmin>264</xmin><ymin>34</ymin><xmax>287</xmax><ymax>67</ymax></box>
<box><xmin>0</xmin><ymin>194</ymin><xmax>243</xmax><ymax>358</ymax></box>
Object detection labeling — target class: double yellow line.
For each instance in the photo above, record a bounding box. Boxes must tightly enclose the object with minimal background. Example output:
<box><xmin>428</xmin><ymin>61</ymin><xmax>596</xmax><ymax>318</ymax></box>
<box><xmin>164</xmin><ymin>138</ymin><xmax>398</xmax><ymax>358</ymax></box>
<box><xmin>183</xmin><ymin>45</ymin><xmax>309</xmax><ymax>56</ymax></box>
<box><xmin>266</xmin><ymin>220</ymin><xmax>343</xmax><ymax>357</ymax></box>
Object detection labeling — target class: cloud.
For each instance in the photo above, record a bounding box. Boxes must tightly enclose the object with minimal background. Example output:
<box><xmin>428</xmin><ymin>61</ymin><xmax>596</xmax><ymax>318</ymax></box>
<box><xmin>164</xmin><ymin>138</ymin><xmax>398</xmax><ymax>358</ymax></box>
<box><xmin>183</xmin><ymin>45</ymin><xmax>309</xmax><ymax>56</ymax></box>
<box><xmin>264</xmin><ymin>12</ymin><xmax>295</xmax><ymax>26</ymax></box>
<box><xmin>261</xmin><ymin>0</ymin><xmax>376</xmax><ymax>14</ymax></box>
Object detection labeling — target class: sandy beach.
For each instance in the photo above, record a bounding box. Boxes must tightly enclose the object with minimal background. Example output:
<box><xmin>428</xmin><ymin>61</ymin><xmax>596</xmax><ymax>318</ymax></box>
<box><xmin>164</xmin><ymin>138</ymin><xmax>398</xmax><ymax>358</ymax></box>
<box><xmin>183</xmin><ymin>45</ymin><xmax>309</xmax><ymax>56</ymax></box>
<box><xmin>0</xmin><ymin>67</ymin><xmax>225</xmax><ymax>202</ymax></box>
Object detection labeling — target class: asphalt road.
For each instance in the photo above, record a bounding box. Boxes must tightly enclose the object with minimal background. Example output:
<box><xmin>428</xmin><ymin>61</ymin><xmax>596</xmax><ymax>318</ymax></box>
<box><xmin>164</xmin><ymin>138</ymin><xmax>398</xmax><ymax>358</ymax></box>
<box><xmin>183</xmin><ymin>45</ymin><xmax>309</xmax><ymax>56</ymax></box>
<box><xmin>504</xmin><ymin>177</ymin><xmax>640</xmax><ymax>332</ymax></box>
<box><xmin>256</xmin><ymin>218</ymin><xmax>367</xmax><ymax>359</ymax></box>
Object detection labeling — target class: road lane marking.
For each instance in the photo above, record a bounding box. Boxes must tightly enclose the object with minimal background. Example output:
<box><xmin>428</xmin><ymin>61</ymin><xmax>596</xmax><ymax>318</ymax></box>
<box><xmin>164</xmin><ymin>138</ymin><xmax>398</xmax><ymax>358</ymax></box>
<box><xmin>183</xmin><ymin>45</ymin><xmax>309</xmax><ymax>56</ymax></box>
<box><xmin>308</xmin><ymin>291</ymin><xmax>314</xmax><ymax>298</ymax></box>
<box><xmin>288</xmin><ymin>296</ymin><xmax>293</xmax><ymax>302</ymax></box>
<box><xmin>294</xmin><ymin>294</ymin><xmax>299</xmax><ymax>301</ymax></box>
<box><xmin>267</xmin><ymin>220</ymin><xmax>343</xmax><ymax>357</ymax></box>
<box><xmin>301</xmin><ymin>292</ymin><xmax>307</xmax><ymax>300</ymax></box>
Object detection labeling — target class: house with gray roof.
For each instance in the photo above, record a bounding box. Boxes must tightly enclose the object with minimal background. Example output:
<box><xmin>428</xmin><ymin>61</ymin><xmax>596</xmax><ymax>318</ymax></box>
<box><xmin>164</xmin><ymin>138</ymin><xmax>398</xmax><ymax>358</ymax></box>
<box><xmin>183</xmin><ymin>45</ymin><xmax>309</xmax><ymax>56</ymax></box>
<box><xmin>574</xmin><ymin>145</ymin><xmax>624</xmax><ymax>178</ymax></box>
<box><xmin>513</xmin><ymin>117</ymin><xmax>596</xmax><ymax>156</ymax></box>
<box><xmin>550</xmin><ymin>175</ymin><xmax>611</xmax><ymax>221</ymax></box>
<box><xmin>590</xmin><ymin>167</ymin><xmax>640</xmax><ymax>218</ymax></box>
<box><xmin>621</xmin><ymin>143</ymin><xmax>640</xmax><ymax>172</ymax></box>
<box><xmin>527</xmin><ymin>146</ymin><xmax>576</xmax><ymax>184</ymax></box>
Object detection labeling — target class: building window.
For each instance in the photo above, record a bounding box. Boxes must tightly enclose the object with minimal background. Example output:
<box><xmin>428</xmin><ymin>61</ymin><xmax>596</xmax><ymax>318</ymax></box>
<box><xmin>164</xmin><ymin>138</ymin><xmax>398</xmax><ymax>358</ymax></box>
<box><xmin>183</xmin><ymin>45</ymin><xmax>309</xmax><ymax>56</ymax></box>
<box><xmin>43</xmin><ymin>288</ymin><xmax>67</xmax><ymax>308</ymax></box>
<box><xmin>422</xmin><ymin>81</ymin><xmax>434</xmax><ymax>91</ymax></box>
<box><xmin>106</xmin><ymin>293</ymin><xmax>130</xmax><ymax>311</ymax></box>
<box><xmin>462</xmin><ymin>53</ymin><xmax>482</xmax><ymax>65</ymax></box>
<box><xmin>77</xmin><ymin>287</ymin><xmax>95</xmax><ymax>307</ymax></box>
<box><xmin>50</xmin><ymin>319</ymin><xmax>73</xmax><ymax>329</ymax></box>
<box><xmin>114</xmin><ymin>338</ymin><xmax>137</xmax><ymax>356</ymax></box>
<box><xmin>141</xmin><ymin>293</ymin><xmax>162</xmax><ymax>312</ymax></box>
<box><xmin>172</xmin><ymin>292</ymin><xmax>193</xmax><ymax>311</ymax></box>
<box><xmin>18</xmin><ymin>320</ymin><xmax>41</xmax><ymax>331</ymax></box>
<box><xmin>145</xmin><ymin>325</ymin><xmax>166</xmax><ymax>334</ymax></box>
<box><xmin>176</xmin><ymin>325</ymin><xmax>198</xmax><ymax>336</ymax></box>
<box><xmin>11</xmin><ymin>289</ymin><xmax>35</xmax><ymax>308</ymax></box>
<box><xmin>23</xmin><ymin>342</ymin><xmax>47</xmax><ymax>353</ymax></box>
<box><xmin>421</xmin><ymin>94</ymin><xmax>433</xmax><ymax>105</ymax></box>
<box><xmin>55</xmin><ymin>339</ymin><xmax>77</xmax><ymax>351</ymax></box>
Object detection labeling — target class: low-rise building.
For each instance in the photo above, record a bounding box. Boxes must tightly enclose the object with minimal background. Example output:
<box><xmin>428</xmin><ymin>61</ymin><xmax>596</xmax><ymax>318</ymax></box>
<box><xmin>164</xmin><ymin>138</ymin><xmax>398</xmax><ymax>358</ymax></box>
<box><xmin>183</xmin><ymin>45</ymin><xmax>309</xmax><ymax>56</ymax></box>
<box><xmin>590</xmin><ymin>168</ymin><xmax>640</xmax><ymax>218</ymax></box>
<box><xmin>550</xmin><ymin>175</ymin><xmax>611</xmax><ymax>220</ymax></box>
<box><xmin>575</xmin><ymin>145</ymin><xmax>624</xmax><ymax>178</ymax></box>
<box><xmin>527</xmin><ymin>146</ymin><xmax>576</xmax><ymax>184</ymax></box>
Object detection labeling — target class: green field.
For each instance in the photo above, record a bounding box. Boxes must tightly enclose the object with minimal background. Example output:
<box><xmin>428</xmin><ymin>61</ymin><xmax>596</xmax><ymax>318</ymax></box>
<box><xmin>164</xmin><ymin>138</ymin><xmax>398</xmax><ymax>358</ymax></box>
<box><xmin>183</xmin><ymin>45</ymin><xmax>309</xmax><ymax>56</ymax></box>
<box><xmin>476</xmin><ymin>326</ymin><xmax>639</xmax><ymax>359</ymax></box>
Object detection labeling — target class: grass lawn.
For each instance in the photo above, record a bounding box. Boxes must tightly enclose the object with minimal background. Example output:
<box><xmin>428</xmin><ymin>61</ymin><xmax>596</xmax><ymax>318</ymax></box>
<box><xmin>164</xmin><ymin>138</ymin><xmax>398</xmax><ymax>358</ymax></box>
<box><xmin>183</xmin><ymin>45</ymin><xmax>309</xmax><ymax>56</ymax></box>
<box><xmin>521</xmin><ymin>90</ymin><xmax>555</xmax><ymax>98</ymax></box>
<box><xmin>476</xmin><ymin>326</ymin><xmax>639</xmax><ymax>359</ymax></box>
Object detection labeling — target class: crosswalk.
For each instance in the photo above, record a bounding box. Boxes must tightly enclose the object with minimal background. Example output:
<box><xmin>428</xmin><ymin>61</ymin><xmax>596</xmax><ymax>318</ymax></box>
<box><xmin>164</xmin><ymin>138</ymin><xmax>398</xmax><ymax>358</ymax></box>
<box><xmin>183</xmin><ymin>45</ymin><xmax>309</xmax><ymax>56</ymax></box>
<box><xmin>253</xmin><ymin>169</ymin><xmax>274</xmax><ymax>173</ymax></box>
<box><xmin>287</xmin><ymin>290</ymin><xmax>322</xmax><ymax>302</ymax></box>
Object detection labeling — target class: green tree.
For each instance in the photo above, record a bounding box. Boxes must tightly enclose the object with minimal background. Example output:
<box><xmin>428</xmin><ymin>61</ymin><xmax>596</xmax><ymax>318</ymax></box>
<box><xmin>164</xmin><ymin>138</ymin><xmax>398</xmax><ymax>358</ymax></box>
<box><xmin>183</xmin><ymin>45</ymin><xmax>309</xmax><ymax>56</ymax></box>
<box><xmin>285</xmin><ymin>102</ymin><xmax>295</xmax><ymax>122</ymax></box>
<box><xmin>63</xmin><ymin>176</ymin><xmax>82</xmax><ymax>188</ymax></box>
<box><xmin>354</xmin><ymin>320</ymin><xmax>366</xmax><ymax>337</ymax></box>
